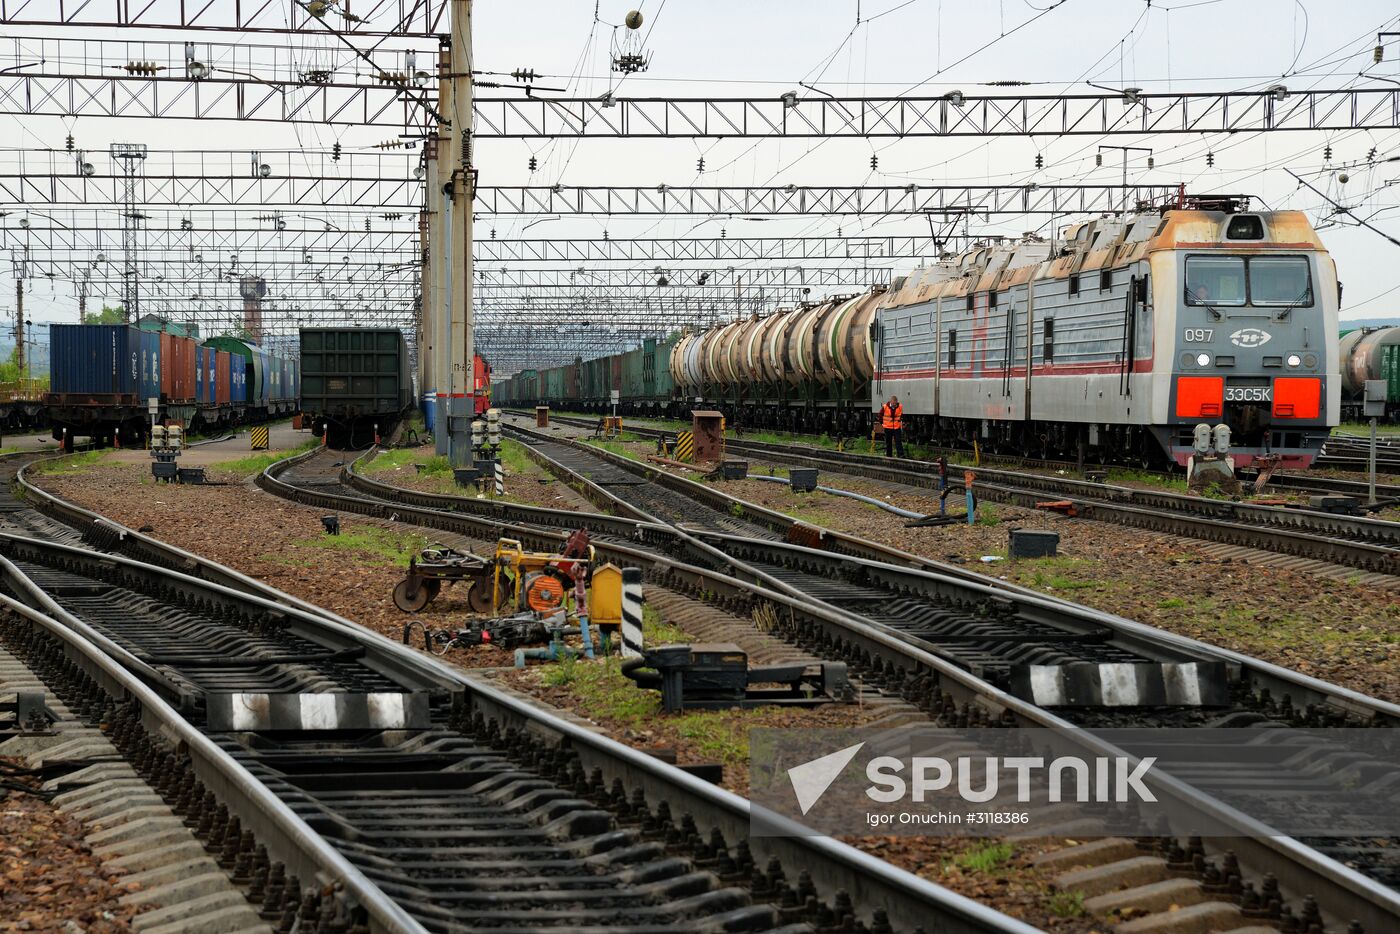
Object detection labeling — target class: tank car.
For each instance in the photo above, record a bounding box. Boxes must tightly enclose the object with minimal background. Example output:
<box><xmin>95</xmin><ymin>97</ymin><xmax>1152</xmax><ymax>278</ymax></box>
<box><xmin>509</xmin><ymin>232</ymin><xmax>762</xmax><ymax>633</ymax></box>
<box><xmin>1339</xmin><ymin>326</ymin><xmax>1399</xmax><ymax>420</ymax></box>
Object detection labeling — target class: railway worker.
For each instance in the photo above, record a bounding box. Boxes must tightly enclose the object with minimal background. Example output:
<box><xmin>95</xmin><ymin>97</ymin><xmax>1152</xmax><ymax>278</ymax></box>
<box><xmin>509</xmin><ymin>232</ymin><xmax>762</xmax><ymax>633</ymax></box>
<box><xmin>881</xmin><ymin>395</ymin><xmax>906</xmax><ymax>458</ymax></box>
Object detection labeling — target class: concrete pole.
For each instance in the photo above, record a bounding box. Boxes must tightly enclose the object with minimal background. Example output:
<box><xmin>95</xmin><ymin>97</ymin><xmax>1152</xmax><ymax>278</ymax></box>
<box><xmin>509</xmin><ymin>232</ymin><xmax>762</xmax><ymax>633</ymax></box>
<box><xmin>414</xmin><ymin>189</ymin><xmax>431</xmax><ymax>420</ymax></box>
<box><xmin>14</xmin><ymin>278</ymin><xmax>23</xmax><ymax>377</ymax></box>
<box><xmin>420</xmin><ymin>147</ymin><xmax>437</xmax><ymax>434</ymax></box>
<box><xmin>433</xmin><ymin>41</ymin><xmax>453</xmax><ymax>456</ymax></box>
<box><xmin>447</xmin><ymin>0</ymin><xmax>475</xmax><ymax>467</ymax></box>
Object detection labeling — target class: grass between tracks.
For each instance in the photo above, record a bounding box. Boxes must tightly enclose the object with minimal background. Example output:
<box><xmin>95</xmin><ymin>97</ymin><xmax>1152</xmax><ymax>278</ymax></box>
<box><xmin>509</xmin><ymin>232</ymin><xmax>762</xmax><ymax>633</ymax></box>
<box><xmin>29</xmin><ymin>450</ymin><xmax>115</xmax><ymax>475</ymax></box>
<box><xmin>284</xmin><ymin>524</ymin><xmax>428</xmax><ymax>567</ymax></box>
<box><xmin>217</xmin><ymin>438</ymin><xmax>322</xmax><ymax>478</ymax></box>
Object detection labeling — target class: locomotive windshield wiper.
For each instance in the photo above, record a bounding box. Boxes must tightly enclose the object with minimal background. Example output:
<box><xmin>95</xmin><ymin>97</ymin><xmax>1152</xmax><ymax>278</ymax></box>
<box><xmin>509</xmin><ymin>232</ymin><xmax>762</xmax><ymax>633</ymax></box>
<box><xmin>1272</xmin><ymin>285</ymin><xmax>1312</xmax><ymax>321</ymax></box>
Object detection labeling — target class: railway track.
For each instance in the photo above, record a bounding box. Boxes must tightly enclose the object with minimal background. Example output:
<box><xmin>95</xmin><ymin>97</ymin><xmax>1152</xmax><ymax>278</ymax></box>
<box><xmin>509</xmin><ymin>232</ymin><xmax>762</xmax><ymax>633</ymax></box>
<box><xmin>253</xmin><ymin>440</ymin><xmax>1400</xmax><ymax>931</ymax></box>
<box><xmin>523</xmin><ymin>411</ymin><xmax>1400</xmax><ymax>504</ymax></box>
<box><xmin>1</xmin><ymin>451</ymin><xmax>1033</xmax><ymax>933</ymax></box>
<box><xmin>529</xmin><ymin>413</ymin><xmax>1400</xmax><ymax>575</ymax></box>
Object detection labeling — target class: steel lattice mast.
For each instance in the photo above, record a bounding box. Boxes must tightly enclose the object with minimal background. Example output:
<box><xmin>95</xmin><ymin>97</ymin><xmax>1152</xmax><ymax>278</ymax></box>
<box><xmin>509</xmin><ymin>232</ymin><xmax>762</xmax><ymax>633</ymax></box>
<box><xmin>108</xmin><ymin>142</ymin><xmax>147</xmax><ymax>322</ymax></box>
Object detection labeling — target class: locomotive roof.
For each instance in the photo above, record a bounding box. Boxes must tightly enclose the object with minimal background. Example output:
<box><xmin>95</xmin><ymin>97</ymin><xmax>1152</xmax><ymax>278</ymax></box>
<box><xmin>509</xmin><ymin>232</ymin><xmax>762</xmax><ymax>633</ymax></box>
<box><xmin>881</xmin><ymin>208</ymin><xmax>1327</xmax><ymax>309</ymax></box>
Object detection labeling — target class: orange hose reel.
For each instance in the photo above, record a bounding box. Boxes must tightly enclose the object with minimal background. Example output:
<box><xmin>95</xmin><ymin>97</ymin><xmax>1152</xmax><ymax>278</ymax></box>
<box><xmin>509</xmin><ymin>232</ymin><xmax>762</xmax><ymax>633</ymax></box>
<box><xmin>522</xmin><ymin>572</ymin><xmax>566</xmax><ymax>613</ymax></box>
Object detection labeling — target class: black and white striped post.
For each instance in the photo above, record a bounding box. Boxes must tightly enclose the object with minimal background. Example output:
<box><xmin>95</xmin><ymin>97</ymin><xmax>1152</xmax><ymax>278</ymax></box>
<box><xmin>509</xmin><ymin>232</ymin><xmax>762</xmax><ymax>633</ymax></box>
<box><xmin>620</xmin><ymin>567</ymin><xmax>644</xmax><ymax>658</ymax></box>
<box><xmin>493</xmin><ymin>459</ymin><xmax>505</xmax><ymax>496</ymax></box>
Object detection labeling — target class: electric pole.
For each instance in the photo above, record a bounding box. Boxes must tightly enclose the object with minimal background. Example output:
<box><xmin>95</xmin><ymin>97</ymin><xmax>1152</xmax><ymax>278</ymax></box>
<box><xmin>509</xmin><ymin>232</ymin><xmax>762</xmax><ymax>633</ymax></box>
<box><xmin>447</xmin><ymin>0</ymin><xmax>475</xmax><ymax>468</ymax></box>
<box><xmin>14</xmin><ymin>277</ymin><xmax>23</xmax><ymax>377</ymax></box>
<box><xmin>432</xmin><ymin>36</ymin><xmax>453</xmax><ymax>457</ymax></box>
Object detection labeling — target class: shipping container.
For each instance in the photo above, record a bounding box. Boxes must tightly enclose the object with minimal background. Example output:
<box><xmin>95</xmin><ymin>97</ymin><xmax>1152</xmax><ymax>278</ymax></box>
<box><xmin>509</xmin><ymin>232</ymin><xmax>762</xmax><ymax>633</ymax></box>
<box><xmin>204</xmin><ymin>337</ymin><xmax>268</xmax><ymax>406</ymax></box>
<box><xmin>230</xmin><ymin>355</ymin><xmax>247</xmax><ymax>404</ymax></box>
<box><xmin>215</xmin><ymin>351</ymin><xmax>232</xmax><ymax>405</ymax></box>
<box><xmin>48</xmin><ymin>324</ymin><xmax>162</xmax><ymax>401</ymax></box>
<box><xmin>157</xmin><ymin>333</ymin><xmax>197</xmax><ymax>401</ymax></box>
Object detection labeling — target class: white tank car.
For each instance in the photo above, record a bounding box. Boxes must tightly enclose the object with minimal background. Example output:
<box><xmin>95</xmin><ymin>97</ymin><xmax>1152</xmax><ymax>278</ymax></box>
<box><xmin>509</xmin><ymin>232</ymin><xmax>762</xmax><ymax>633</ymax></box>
<box><xmin>873</xmin><ymin>197</ymin><xmax>1340</xmax><ymax>468</ymax></box>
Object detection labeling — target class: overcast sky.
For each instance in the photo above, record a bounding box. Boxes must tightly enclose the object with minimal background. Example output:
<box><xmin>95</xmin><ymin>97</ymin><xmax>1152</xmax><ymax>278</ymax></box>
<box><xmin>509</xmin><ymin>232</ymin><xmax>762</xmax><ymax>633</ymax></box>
<box><xmin>3</xmin><ymin>0</ymin><xmax>1399</xmax><ymax>333</ymax></box>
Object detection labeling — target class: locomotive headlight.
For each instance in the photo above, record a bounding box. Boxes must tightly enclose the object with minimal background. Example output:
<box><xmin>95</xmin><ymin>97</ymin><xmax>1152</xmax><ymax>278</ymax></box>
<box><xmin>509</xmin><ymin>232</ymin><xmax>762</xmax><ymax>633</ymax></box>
<box><xmin>1196</xmin><ymin>352</ymin><xmax>1211</xmax><ymax>367</ymax></box>
<box><xmin>1286</xmin><ymin>353</ymin><xmax>1302</xmax><ymax>367</ymax></box>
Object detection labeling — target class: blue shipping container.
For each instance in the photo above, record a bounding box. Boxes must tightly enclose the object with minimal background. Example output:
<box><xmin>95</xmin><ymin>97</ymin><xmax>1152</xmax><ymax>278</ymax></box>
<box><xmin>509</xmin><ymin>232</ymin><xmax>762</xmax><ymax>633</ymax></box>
<box><xmin>49</xmin><ymin>324</ymin><xmax>162</xmax><ymax>400</ymax></box>
<box><xmin>195</xmin><ymin>346</ymin><xmax>205</xmax><ymax>403</ymax></box>
<box><xmin>231</xmin><ymin>360</ymin><xmax>247</xmax><ymax>404</ymax></box>
<box><xmin>205</xmin><ymin>347</ymin><xmax>217</xmax><ymax>404</ymax></box>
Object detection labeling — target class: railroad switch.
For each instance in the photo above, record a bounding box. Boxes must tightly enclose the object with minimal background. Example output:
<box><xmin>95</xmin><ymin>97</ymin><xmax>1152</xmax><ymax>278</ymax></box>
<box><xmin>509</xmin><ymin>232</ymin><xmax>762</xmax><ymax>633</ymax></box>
<box><xmin>622</xmin><ymin>643</ymin><xmax>851</xmax><ymax>712</ymax></box>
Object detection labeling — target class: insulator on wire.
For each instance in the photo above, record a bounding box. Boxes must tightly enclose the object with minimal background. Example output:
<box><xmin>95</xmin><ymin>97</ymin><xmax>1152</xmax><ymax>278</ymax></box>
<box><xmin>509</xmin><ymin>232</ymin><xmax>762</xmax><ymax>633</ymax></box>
<box><xmin>528</xmin><ymin>156</ymin><xmax>537</xmax><ymax>172</ymax></box>
<box><xmin>364</xmin><ymin>218</ymin><xmax>371</xmax><ymax>231</ymax></box>
<box><xmin>720</xmin><ymin>227</ymin><xmax>726</xmax><ymax>239</ymax></box>
<box><xmin>332</xmin><ymin>141</ymin><xmax>341</xmax><ymax>161</ymax></box>
<box><xmin>869</xmin><ymin>154</ymin><xmax>878</xmax><ymax>170</ymax></box>
<box><xmin>1034</xmin><ymin>153</ymin><xmax>1044</xmax><ymax>170</ymax></box>
<box><xmin>1323</xmin><ymin>144</ymin><xmax>1332</xmax><ymax>161</ymax></box>
<box><xmin>1147</xmin><ymin>156</ymin><xmax>1154</xmax><ymax>170</ymax></box>
<box><xmin>1095</xmin><ymin>153</ymin><xmax>1102</xmax><ymax>167</ymax></box>
<box><xmin>1368</xmin><ymin>147</ymin><xmax>1378</xmax><ymax>163</ymax></box>
<box><xmin>65</xmin><ymin>134</ymin><xmax>74</xmax><ymax>152</ymax></box>
<box><xmin>697</xmin><ymin>156</ymin><xmax>705</xmax><ymax>172</ymax></box>
<box><xmin>1206</xmin><ymin>152</ymin><xmax>1215</xmax><ymax>167</ymax></box>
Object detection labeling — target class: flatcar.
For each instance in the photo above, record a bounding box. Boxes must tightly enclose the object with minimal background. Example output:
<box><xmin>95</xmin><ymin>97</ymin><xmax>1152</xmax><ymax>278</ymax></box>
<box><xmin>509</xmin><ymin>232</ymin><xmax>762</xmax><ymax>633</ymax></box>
<box><xmin>299</xmin><ymin>327</ymin><xmax>412</xmax><ymax>445</ymax></box>
<box><xmin>45</xmin><ymin>323</ymin><xmax>300</xmax><ymax>449</ymax></box>
<box><xmin>496</xmin><ymin>196</ymin><xmax>1341</xmax><ymax>470</ymax></box>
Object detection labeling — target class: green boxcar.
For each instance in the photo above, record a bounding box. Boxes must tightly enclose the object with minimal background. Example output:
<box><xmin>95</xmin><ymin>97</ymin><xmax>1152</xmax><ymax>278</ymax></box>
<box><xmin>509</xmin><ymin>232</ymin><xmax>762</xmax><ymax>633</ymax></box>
<box><xmin>299</xmin><ymin>327</ymin><xmax>410</xmax><ymax>434</ymax></box>
<box><xmin>620</xmin><ymin>346</ymin><xmax>646</xmax><ymax>400</ymax></box>
<box><xmin>542</xmin><ymin>366</ymin><xmax>565</xmax><ymax>402</ymax></box>
<box><xmin>1384</xmin><ymin>344</ymin><xmax>1400</xmax><ymax>403</ymax></box>
<box><xmin>650</xmin><ymin>335</ymin><xmax>679</xmax><ymax>400</ymax></box>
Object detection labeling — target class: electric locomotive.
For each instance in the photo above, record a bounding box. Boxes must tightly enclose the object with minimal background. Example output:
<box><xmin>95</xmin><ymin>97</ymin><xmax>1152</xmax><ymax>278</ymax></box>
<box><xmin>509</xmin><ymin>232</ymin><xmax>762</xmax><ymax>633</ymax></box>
<box><xmin>874</xmin><ymin>196</ymin><xmax>1339</xmax><ymax>468</ymax></box>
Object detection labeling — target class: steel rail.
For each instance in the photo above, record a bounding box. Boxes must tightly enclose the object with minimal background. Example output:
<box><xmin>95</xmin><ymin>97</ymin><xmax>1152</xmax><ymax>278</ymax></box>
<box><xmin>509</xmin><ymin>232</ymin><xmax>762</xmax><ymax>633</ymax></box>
<box><xmin>428</xmin><ymin>431</ymin><xmax>1400</xmax><ymax>931</ymax></box>
<box><xmin>0</xmin><ymin>580</ymin><xmax>431</xmax><ymax>934</ymax></box>
<box><xmin>528</xmin><ymin>414</ymin><xmax>1400</xmax><ymax>573</ymax></box>
<box><xmin>5</xmin><ymin>446</ymin><xmax>1041</xmax><ymax>933</ymax></box>
<box><xmin>498</xmin><ymin>423</ymin><xmax>1400</xmax><ymax>721</ymax></box>
<box><xmin>257</xmin><ymin>442</ymin><xmax>1400</xmax><ymax>930</ymax></box>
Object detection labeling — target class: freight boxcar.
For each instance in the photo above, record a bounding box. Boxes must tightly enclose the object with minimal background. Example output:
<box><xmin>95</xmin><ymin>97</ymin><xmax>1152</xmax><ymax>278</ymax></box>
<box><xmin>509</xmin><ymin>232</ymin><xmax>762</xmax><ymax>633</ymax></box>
<box><xmin>299</xmin><ymin>327</ymin><xmax>412</xmax><ymax>445</ymax></box>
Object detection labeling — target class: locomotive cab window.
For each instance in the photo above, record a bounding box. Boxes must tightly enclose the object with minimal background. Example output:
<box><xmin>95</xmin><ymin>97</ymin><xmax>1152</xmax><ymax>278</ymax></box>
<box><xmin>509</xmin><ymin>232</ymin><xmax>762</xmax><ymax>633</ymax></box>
<box><xmin>1185</xmin><ymin>255</ymin><xmax>1312</xmax><ymax>309</ymax></box>
<box><xmin>947</xmin><ymin>329</ymin><xmax>958</xmax><ymax>369</ymax></box>
<box><xmin>1184</xmin><ymin>256</ymin><xmax>1246</xmax><ymax>306</ymax></box>
<box><xmin>1248</xmin><ymin>256</ymin><xmax>1313</xmax><ymax>306</ymax></box>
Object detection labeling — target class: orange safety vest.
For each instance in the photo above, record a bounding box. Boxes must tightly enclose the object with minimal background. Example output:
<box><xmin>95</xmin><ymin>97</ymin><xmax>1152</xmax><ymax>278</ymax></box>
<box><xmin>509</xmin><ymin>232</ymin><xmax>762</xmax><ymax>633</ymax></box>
<box><xmin>881</xmin><ymin>403</ymin><xmax>903</xmax><ymax>430</ymax></box>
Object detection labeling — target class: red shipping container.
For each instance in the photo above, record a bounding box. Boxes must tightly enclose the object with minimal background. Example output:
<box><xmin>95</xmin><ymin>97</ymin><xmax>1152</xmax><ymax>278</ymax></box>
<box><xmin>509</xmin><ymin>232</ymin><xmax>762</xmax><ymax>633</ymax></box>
<box><xmin>215</xmin><ymin>350</ymin><xmax>231</xmax><ymax>405</ymax></box>
<box><xmin>158</xmin><ymin>333</ymin><xmax>174</xmax><ymax>398</ymax></box>
<box><xmin>159</xmin><ymin>333</ymin><xmax>198</xmax><ymax>401</ymax></box>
